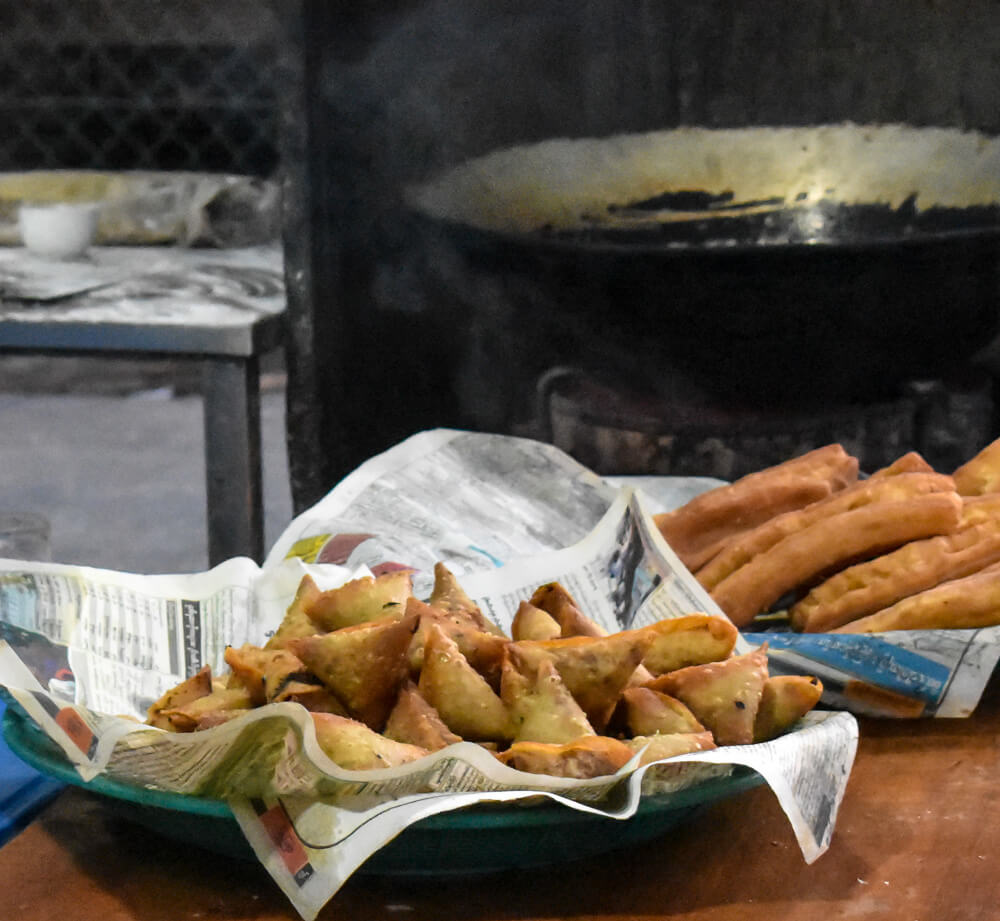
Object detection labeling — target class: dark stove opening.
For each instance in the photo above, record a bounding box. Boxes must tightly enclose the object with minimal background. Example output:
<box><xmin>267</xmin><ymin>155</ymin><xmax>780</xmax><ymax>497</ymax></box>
<box><xmin>529</xmin><ymin>366</ymin><xmax>995</xmax><ymax>480</ymax></box>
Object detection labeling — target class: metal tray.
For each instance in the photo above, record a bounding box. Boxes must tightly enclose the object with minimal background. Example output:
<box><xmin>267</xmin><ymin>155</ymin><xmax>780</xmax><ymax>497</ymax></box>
<box><xmin>1</xmin><ymin>704</ymin><xmax>763</xmax><ymax>876</ymax></box>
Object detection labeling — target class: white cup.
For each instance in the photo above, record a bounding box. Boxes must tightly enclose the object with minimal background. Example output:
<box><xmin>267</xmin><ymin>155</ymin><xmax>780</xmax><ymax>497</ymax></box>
<box><xmin>18</xmin><ymin>202</ymin><xmax>101</xmax><ymax>259</ymax></box>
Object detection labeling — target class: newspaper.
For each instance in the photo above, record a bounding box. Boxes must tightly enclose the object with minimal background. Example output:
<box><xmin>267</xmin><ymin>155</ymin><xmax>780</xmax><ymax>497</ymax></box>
<box><xmin>0</xmin><ymin>429</ymin><xmax>858</xmax><ymax>920</ymax></box>
<box><xmin>620</xmin><ymin>475</ymin><xmax>1000</xmax><ymax>719</ymax></box>
<box><xmin>0</xmin><ymin>244</ymin><xmax>283</xmax><ymax>321</ymax></box>
<box><xmin>0</xmin><ymin>246</ymin><xmax>172</xmax><ymax>301</ymax></box>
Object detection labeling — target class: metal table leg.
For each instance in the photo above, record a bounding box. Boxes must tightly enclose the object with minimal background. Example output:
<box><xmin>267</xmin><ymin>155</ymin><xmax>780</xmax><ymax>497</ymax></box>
<box><xmin>202</xmin><ymin>356</ymin><xmax>265</xmax><ymax>566</ymax></box>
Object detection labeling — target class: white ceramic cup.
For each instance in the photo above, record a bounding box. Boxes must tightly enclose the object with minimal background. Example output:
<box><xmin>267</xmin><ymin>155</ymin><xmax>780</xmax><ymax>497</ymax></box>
<box><xmin>18</xmin><ymin>202</ymin><xmax>101</xmax><ymax>259</ymax></box>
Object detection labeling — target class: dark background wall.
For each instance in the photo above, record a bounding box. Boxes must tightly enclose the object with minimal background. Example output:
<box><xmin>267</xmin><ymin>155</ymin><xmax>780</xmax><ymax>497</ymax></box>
<box><xmin>2</xmin><ymin>0</ymin><xmax>999</xmax><ymax>504</ymax></box>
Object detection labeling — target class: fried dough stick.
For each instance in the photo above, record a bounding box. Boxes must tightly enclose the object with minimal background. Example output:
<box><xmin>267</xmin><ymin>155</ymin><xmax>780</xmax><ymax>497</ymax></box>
<box><xmin>953</xmin><ymin>437</ymin><xmax>1000</xmax><ymax>496</ymax></box>
<box><xmin>710</xmin><ymin>491</ymin><xmax>963</xmax><ymax>627</ymax></box>
<box><xmin>834</xmin><ymin>561</ymin><xmax>1000</xmax><ymax>633</ymax></box>
<box><xmin>654</xmin><ymin>444</ymin><xmax>859</xmax><ymax>572</ymax></box>
<box><xmin>792</xmin><ymin>495</ymin><xmax>1000</xmax><ymax>632</ymax></box>
<box><xmin>696</xmin><ymin>472</ymin><xmax>957</xmax><ymax>592</ymax></box>
<box><xmin>869</xmin><ymin>451</ymin><xmax>935</xmax><ymax>478</ymax></box>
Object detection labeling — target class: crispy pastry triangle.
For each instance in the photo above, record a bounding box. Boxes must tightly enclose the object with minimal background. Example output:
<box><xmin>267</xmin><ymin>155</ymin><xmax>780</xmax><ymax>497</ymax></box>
<box><xmin>636</xmin><ymin>614</ymin><xmax>739</xmax><ymax>675</ymax></box>
<box><xmin>147</xmin><ymin>665</ymin><xmax>214</xmax><ymax>730</ymax></box>
<box><xmin>224</xmin><ymin>644</ymin><xmax>305</xmax><ymax>707</ymax></box>
<box><xmin>310</xmin><ymin>712</ymin><xmax>428</xmax><ymax>771</ymax></box>
<box><xmin>753</xmin><ymin>675</ymin><xmax>824</xmax><ymax>742</ymax></box>
<box><xmin>305</xmin><ymin>569</ymin><xmax>414</xmax><ymax>632</ymax></box>
<box><xmin>623</xmin><ymin>731</ymin><xmax>717</xmax><ymax>765</ymax></box>
<box><xmin>508</xmin><ymin>630</ymin><xmax>653</xmax><ymax>731</ymax></box>
<box><xmin>289</xmin><ymin>610</ymin><xmax>418</xmax><ymax>729</ymax></box>
<box><xmin>511</xmin><ymin>600</ymin><xmax>562</xmax><ymax>642</ymax></box>
<box><xmin>620</xmin><ymin>686</ymin><xmax>706</xmax><ymax>736</ymax></box>
<box><xmin>501</xmin><ymin>650</ymin><xmax>595</xmax><ymax>744</ymax></box>
<box><xmin>497</xmin><ymin>735</ymin><xmax>634</xmax><ymax>779</ymax></box>
<box><xmin>384</xmin><ymin>681</ymin><xmax>462</xmax><ymax>751</ymax></box>
<box><xmin>270</xmin><ymin>678</ymin><xmax>348</xmax><ymax>715</ymax></box>
<box><xmin>160</xmin><ymin>685</ymin><xmax>254</xmax><ymax>732</ymax></box>
<box><xmin>417</xmin><ymin>623</ymin><xmax>511</xmax><ymax>741</ymax></box>
<box><xmin>428</xmin><ymin>562</ymin><xmax>505</xmax><ymax>636</ymax></box>
<box><xmin>528</xmin><ymin>582</ymin><xmax>606</xmax><ymax>637</ymax></box>
<box><xmin>406</xmin><ymin>597</ymin><xmax>510</xmax><ymax>688</ymax></box>
<box><xmin>265</xmin><ymin>575</ymin><xmax>326</xmax><ymax>650</ymax></box>
<box><xmin>647</xmin><ymin>646</ymin><xmax>770</xmax><ymax>746</ymax></box>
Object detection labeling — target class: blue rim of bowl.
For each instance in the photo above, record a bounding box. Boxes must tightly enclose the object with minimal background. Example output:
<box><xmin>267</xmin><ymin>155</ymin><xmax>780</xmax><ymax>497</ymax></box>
<box><xmin>1</xmin><ymin>702</ymin><xmax>763</xmax><ymax>829</ymax></box>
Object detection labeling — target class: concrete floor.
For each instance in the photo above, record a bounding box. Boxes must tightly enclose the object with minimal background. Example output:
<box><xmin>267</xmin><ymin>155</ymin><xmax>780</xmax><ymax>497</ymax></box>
<box><xmin>0</xmin><ymin>381</ymin><xmax>294</xmax><ymax>574</ymax></box>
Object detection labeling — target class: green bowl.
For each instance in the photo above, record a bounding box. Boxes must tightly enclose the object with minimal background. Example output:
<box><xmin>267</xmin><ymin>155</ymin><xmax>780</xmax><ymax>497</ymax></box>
<box><xmin>1</xmin><ymin>705</ymin><xmax>762</xmax><ymax>876</ymax></box>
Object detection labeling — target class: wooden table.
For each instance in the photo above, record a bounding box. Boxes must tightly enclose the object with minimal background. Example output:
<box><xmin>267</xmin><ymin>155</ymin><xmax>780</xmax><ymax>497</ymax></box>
<box><xmin>0</xmin><ymin>245</ymin><xmax>286</xmax><ymax>566</ymax></box>
<box><xmin>2</xmin><ymin>677</ymin><xmax>999</xmax><ymax>921</ymax></box>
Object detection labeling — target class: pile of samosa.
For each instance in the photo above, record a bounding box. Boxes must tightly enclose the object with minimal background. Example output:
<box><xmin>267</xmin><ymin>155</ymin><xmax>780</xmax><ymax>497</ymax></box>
<box><xmin>146</xmin><ymin>565</ymin><xmax>820</xmax><ymax>779</ymax></box>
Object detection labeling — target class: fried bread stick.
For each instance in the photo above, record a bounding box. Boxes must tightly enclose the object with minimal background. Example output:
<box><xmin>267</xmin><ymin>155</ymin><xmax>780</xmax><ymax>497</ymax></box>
<box><xmin>654</xmin><ymin>444</ymin><xmax>858</xmax><ymax>572</ymax></box>
<box><xmin>710</xmin><ymin>491</ymin><xmax>963</xmax><ymax>627</ymax></box>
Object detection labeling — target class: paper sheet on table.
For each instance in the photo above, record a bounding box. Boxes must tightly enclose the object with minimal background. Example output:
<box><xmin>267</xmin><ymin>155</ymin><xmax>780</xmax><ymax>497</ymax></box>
<box><xmin>0</xmin><ymin>429</ymin><xmax>860</xmax><ymax>921</ymax></box>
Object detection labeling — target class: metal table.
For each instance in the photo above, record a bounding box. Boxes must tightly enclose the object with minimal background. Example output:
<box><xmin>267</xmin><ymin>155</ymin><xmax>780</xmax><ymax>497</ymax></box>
<box><xmin>0</xmin><ymin>245</ymin><xmax>286</xmax><ymax>565</ymax></box>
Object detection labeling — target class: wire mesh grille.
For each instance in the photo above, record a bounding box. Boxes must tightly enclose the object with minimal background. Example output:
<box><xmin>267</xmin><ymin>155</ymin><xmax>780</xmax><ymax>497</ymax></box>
<box><xmin>0</xmin><ymin>0</ymin><xmax>288</xmax><ymax>176</ymax></box>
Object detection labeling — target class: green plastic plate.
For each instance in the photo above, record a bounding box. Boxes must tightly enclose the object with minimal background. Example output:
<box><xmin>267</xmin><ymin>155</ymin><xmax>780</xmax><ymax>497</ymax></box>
<box><xmin>2</xmin><ymin>705</ymin><xmax>762</xmax><ymax>876</ymax></box>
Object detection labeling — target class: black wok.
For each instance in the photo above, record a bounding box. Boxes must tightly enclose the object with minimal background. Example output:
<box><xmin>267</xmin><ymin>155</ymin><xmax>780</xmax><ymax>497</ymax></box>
<box><xmin>408</xmin><ymin>124</ymin><xmax>1000</xmax><ymax>405</ymax></box>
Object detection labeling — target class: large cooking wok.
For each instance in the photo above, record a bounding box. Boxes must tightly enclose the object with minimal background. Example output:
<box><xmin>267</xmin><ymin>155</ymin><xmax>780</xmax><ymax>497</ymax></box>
<box><xmin>408</xmin><ymin>124</ymin><xmax>1000</xmax><ymax>405</ymax></box>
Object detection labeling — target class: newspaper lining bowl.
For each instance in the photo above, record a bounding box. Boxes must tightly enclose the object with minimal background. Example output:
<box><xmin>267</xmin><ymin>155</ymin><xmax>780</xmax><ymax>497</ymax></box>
<box><xmin>2</xmin><ymin>704</ymin><xmax>763</xmax><ymax>876</ymax></box>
